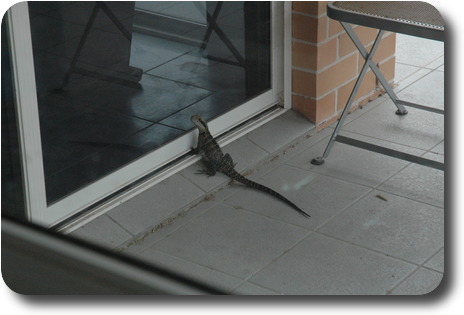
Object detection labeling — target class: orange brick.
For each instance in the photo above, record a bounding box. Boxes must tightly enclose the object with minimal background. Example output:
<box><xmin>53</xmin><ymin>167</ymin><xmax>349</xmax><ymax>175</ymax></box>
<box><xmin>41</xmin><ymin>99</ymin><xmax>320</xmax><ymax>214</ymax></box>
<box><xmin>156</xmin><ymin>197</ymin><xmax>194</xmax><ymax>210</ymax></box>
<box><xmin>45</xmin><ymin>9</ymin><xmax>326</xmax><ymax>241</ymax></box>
<box><xmin>336</xmin><ymin>70</ymin><xmax>376</xmax><ymax>111</ymax></box>
<box><xmin>292</xmin><ymin>13</ymin><xmax>327</xmax><ymax>43</ymax></box>
<box><xmin>293</xmin><ymin>1</ymin><xmax>327</xmax><ymax>16</ymax></box>
<box><xmin>338</xmin><ymin>33</ymin><xmax>356</xmax><ymax>57</ymax></box>
<box><xmin>338</xmin><ymin>26</ymin><xmax>379</xmax><ymax>57</ymax></box>
<box><xmin>292</xmin><ymin>41</ymin><xmax>317</xmax><ymax>70</ymax></box>
<box><xmin>292</xmin><ymin>7</ymin><xmax>397</xmax><ymax>127</ymax></box>
<box><xmin>374</xmin><ymin>33</ymin><xmax>396</xmax><ymax>63</ymax></box>
<box><xmin>329</xmin><ymin>18</ymin><xmax>344</xmax><ymax>37</ymax></box>
<box><xmin>318</xmin><ymin>1</ymin><xmax>328</xmax><ymax>15</ymax></box>
<box><xmin>356</xmin><ymin>26</ymin><xmax>379</xmax><ymax>45</ymax></box>
<box><xmin>292</xmin><ymin>69</ymin><xmax>316</xmax><ymax>97</ymax></box>
<box><xmin>359</xmin><ymin>71</ymin><xmax>376</xmax><ymax>99</ymax></box>
<box><xmin>292</xmin><ymin>2</ymin><xmax>314</xmax><ymax>15</ymax></box>
<box><xmin>317</xmin><ymin>37</ymin><xmax>337</xmax><ymax>70</ymax></box>
<box><xmin>292</xmin><ymin>38</ymin><xmax>337</xmax><ymax>72</ymax></box>
<box><xmin>292</xmin><ymin>94</ymin><xmax>317</xmax><ymax>122</ymax></box>
<box><xmin>315</xmin><ymin>91</ymin><xmax>336</xmax><ymax>122</ymax></box>
<box><xmin>361</xmin><ymin>36</ymin><xmax>396</xmax><ymax>66</ymax></box>
<box><xmin>316</xmin><ymin>53</ymin><xmax>358</xmax><ymax>96</ymax></box>
<box><xmin>317</xmin><ymin>15</ymin><xmax>328</xmax><ymax>43</ymax></box>
<box><xmin>292</xmin><ymin>92</ymin><xmax>335</xmax><ymax>124</ymax></box>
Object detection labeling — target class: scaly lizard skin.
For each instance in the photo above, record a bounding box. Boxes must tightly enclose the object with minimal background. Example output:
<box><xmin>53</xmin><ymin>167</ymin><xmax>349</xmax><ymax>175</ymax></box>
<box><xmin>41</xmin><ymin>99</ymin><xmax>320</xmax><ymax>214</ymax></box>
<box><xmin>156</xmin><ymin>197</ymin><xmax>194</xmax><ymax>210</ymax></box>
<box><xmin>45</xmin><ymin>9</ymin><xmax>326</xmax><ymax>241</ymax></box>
<box><xmin>191</xmin><ymin>115</ymin><xmax>310</xmax><ymax>218</ymax></box>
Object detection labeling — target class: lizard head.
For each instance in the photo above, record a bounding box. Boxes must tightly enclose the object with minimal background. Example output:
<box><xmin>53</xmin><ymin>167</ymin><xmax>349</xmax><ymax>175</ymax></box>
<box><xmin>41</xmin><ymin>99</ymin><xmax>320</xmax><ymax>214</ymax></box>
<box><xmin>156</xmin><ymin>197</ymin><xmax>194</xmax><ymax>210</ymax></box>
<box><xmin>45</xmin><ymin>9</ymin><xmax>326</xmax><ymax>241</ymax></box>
<box><xmin>191</xmin><ymin>115</ymin><xmax>208</xmax><ymax>131</ymax></box>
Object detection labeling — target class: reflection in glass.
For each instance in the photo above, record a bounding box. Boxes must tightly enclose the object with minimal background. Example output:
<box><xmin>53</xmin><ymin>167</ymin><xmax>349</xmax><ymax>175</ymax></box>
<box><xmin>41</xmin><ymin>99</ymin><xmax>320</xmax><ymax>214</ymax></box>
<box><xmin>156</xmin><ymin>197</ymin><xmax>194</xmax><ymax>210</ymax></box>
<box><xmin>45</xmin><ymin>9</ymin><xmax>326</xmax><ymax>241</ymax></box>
<box><xmin>28</xmin><ymin>1</ymin><xmax>271</xmax><ymax>203</ymax></box>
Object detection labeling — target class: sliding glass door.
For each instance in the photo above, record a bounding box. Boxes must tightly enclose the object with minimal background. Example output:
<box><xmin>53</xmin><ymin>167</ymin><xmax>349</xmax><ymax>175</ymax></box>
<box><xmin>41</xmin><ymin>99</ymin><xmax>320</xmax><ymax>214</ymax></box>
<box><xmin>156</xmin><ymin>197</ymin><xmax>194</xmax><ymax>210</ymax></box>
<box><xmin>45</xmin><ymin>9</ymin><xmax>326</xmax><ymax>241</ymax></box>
<box><xmin>5</xmin><ymin>1</ymin><xmax>284</xmax><ymax>227</ymax></box>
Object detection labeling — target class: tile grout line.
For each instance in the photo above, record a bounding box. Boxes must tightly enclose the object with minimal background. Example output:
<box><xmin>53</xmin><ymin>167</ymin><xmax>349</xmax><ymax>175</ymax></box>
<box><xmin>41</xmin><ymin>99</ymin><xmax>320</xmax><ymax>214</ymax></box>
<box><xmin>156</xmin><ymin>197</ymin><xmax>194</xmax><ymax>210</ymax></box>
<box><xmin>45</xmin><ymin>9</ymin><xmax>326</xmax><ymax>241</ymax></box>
<box><xmin>232</xmin><ymin>280</ymin><xmax>282</xmax><ymax>295</ymax></box>
<box><xmin>143</xmin><ymin>49</ymin><xmax>195</xmax><ymax>74</ymax></box>
<box><xmin>385</xmin><ymin>265</ymin><xmax>423</xmax><ymax>295</ymax></box>
<box><xmin>385</xmin><ymin>258</ymin><xmax>444</xmax><ymax>295</ymax></box>
<box><xmin>245</xmin><ymin>135</ymin><xmax>272</xmax><ymax>155</ymax></box>
<box><xmin>393</xmin><ymin>67</ymin><xmax>435</xmax><ymax>94</ymax></box>
<box><xmin>241</xmin><ymin>229</ymin><xmax>315</xmax><ymax>292</ymax></box>
<box><xmin>374</xmin><ymin>186</ymin><xmax>444</xmax><ymax>209</ymax></box>
<box><xmin>105</xmin><ymin>213</ymin><xmax>136</xmax><ymax>238</ymax></box>
<box><xmin>145</xmin><ymin>199</ymin><xmax>316</xmax><ymax>289</ymax></box>
<box><xmin>135</xmin><ymin>247</ymin><xmax>244</xmax><ymax>293</ymax></box>
<box><xmin>286</xmin><ymin>158</ymin><xmax>443</xmax><ymax>211</ymax></box>
<box><xmin>336</xmin><ymin>128</ymin><xmax>434</xmax><ymax>154</ymax></box>
<box><xmin>419</xmin><ymin>246</ymin><xmax>445</xmax><ymax>273</ymax></box>
<box><xmin>117</xmin><ymin>194</ymin><xmax>222</xmax><ymax>251</ymax></box>
<box><xmin>314</xmin><ymin>230</ymin><xmax>425</xmax><ymax>269</ymax></box>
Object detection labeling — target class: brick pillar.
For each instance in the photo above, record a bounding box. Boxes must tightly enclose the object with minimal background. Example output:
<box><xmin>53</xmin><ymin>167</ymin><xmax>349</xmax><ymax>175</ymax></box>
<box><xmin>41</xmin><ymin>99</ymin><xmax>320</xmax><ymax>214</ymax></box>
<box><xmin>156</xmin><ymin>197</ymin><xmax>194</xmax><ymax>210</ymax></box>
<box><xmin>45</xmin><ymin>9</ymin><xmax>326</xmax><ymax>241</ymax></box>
<box><xmin>291</xmin><ymin>1</ymin><xmax>396</xmax><ymax>128</ymax></box>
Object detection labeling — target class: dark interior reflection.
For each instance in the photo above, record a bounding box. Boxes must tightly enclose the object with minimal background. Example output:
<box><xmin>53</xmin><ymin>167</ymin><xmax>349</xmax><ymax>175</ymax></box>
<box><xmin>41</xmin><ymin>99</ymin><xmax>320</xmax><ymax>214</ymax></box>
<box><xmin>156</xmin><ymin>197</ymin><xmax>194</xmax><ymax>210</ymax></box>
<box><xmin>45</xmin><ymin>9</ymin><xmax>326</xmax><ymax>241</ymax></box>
<box><xmin>27</xmin><ymin>1</ymin><xmax>271</xmax><ymax>203</ymax></box>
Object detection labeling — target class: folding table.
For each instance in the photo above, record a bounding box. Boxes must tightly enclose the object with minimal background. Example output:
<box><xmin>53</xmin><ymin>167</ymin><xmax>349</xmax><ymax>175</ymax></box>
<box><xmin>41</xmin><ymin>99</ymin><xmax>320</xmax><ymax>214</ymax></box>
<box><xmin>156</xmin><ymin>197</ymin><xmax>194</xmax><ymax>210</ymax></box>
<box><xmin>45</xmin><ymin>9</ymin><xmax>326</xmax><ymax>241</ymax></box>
<box><xmin>311</xmin><ymin>1</ymin><xmax>445</xmax><ymax>171</ymax></box>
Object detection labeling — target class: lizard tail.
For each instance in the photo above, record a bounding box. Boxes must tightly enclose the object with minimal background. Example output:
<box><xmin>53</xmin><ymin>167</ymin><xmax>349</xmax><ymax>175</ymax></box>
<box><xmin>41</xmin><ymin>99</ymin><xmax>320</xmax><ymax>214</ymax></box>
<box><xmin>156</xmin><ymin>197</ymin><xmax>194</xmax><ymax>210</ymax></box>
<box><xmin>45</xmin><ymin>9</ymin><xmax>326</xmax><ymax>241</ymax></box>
<box><xmin>227</xmin><ymin>169</ymin><xmax>310</xmax><ymax>218</ymax></box>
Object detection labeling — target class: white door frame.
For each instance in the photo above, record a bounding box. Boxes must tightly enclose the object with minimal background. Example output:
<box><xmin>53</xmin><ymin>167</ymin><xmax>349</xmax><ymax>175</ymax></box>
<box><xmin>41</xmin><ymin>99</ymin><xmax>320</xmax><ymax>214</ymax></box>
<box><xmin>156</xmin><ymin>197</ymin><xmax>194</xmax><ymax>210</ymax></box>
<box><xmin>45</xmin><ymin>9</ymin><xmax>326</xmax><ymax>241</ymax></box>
<box><xmin>7</xmin><ymin>2</ymin><xmax>291</xmax><ymax>227</ymax></box>
<box><xmin>7</xmin><ymin>3</ymin><xmax>47</xmax><ymax>225</ymax></box>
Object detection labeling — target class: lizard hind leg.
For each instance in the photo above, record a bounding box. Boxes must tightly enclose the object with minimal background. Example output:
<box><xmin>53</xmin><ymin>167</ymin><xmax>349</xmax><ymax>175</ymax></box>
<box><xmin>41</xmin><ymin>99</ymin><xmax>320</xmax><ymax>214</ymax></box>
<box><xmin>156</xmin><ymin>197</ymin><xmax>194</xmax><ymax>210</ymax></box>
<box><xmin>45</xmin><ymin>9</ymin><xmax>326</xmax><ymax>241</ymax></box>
<box><xmin>223</xmin><ymin>153</ymin><xmax>237</xmax><ymax>168</ymax></box>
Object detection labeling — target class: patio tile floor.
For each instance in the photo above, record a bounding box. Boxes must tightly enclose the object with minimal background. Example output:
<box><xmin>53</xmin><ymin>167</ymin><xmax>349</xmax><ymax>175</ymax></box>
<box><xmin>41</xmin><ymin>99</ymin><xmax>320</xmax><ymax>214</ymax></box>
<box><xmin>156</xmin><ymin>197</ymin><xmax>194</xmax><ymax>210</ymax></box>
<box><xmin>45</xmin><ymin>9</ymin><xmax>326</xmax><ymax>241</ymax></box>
<box><xmin>70</xmin><ymin>34</ymin><xmax>444</xmax><ymax>295</ymax></box>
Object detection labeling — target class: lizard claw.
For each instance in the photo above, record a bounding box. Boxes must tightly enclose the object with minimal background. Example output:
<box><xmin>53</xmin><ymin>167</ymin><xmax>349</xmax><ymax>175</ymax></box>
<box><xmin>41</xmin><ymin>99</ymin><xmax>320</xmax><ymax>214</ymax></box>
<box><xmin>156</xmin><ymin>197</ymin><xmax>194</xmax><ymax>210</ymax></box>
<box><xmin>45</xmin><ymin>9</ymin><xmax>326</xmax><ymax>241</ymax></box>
<box><xmin>195</xmin><ymin>169</ymin><xmax>214</xmax><ymax>177</ymax></box>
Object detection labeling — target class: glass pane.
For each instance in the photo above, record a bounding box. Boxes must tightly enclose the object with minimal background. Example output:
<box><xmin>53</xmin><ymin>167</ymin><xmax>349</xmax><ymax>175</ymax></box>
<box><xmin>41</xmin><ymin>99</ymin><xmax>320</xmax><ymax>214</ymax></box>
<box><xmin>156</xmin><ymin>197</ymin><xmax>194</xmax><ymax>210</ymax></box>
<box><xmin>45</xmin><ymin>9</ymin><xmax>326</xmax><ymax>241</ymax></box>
<box><xmin>28</xmin><ymin>1</ymin><xmax>271</xmax><ymax>204</ymax></box>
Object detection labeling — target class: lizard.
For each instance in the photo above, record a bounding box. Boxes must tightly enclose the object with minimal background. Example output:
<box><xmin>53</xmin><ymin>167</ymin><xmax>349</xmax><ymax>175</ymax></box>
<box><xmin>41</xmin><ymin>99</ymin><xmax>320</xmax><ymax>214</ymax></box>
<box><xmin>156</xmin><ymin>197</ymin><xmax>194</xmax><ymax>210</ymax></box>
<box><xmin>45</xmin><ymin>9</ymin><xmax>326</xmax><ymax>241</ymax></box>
<box><xmin>191</xmin><ymin>115</ymin><xmax>310</xmax><ymax>218</ymax></box>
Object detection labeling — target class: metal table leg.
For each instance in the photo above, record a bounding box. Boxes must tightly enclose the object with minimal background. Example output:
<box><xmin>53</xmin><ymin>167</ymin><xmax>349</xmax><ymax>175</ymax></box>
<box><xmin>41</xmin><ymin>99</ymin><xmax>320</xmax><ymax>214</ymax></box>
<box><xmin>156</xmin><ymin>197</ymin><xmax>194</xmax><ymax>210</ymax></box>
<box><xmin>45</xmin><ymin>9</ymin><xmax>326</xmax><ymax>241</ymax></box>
<box><xmin>311</xmin><ymin>27</ymin><xmax>386</xmax><ymax>165</ymax></box>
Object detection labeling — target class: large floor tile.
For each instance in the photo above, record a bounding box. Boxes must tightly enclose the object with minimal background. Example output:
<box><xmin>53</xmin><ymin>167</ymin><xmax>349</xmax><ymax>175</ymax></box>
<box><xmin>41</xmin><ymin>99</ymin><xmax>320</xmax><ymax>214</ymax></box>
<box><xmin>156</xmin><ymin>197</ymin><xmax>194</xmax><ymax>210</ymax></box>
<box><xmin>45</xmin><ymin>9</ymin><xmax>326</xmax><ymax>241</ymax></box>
<box><xmin>343</xmin><ymin>101</ymin><xmax>444</xmax><ymax>151</ymax></box>
<box><xmin>288</xmin><ymin>139</ymin><xmax>411</xmax><ymax>187</ymax></box>
<box><xmin>426</xmin><ymin>56</ymin><xmax>444</xmax><ymax>71</ymax></box>
<box><xmin>249</xmin><ymin>233</ymin><xmax>416</xmax><ymax>295</ymax></box>
<box><xmin>233</xmin><ymin>282</ymin><xmax>280</xmax><ymax>295</ymax></box>
<box><xmin>135</xmin><ymin>248</ymin><xmax>242</xmax><ymax>292</ymax></box>
<box><xmin>337</xmin><ymin>130</ymin><xmax>427</xmax><ymax>156</ymax></box>
<box><xmin>395</xmin><ymin>34</ymin><xmax>444</xmax><ymax>68</ymax></box>
<box><xmin>121</xmin><ymin>197</ymin><xmax>219</xmax><ymax>251</ymax></box>
<box><xmin>393</xmin><ymin>68</ymin><xmax>432</xmax><ymax>93</ymax></box>
<box><xmin>390</xmin><ymin>268</ymin><xmax>443</xmax><ymax>295</ymax></box>
<box><xmin>70</xmin><ymin>215</ymin><xmax>132</xmax><ymax>249</ymax></box>
<box><xmin>152</xmin><ymin>204</ymin><xmax>310</xmax><ymax>279</ymax></box>
<box><xmin>431</xmin><ymin>140</ymin><xmax>444</xmax><ymax>155</ymax></box>
<box><xmin>245</xmin><ymin>110</ymin><xmax>314</xmax><ymax>154</ymax></box>
<box><xmin>423</xmin><ymin>248</ymin><xmax>444</xmax><ymax>273</ymax></box>
<box><xmin>319</xmin><ymin>191</ymin><xmax>444</xmax><ymax>264</ymax></box>
<box><xmin>394</xmin><ymin>63</ymin><xmax>421</xmax><ymax>84</ymax></box>
<box><xmin>107</xmin><ymin>174</ymin><xmax>204</xmax><ymax>235</ymax></box>
<box><xmin>222</xmin><ymin>136</ymin><xmax>270</xmax><ymax>172</ymax></box>
<box><xmin>230</xmin><ymin>126</ymin><xmax>333</xmax><ymax>184</ymax></box>
<box><xmin>378</xmin><ymin>163</ymin><xmax>444</xmax><ymax>208</ymax></box>
<box><xmin>224</xmin><ymin>164</ymin><xmax>370</xmax><ymax>229</ymax></box>
<box><xmin>398</xmin><ymin>70</ymin><xmax>444</xmax><ymax>111</ymax></box>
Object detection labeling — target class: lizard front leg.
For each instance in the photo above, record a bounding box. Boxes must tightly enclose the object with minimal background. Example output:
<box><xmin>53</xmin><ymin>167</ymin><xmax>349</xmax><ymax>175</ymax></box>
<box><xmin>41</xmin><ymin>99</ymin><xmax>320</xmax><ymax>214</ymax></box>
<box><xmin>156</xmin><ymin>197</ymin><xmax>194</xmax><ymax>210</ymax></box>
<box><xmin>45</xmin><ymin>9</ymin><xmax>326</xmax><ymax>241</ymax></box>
<box><xmin>195</xmin><ymin>159</ymin><xmax>218</xmax><ymax>177</ymax></box>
